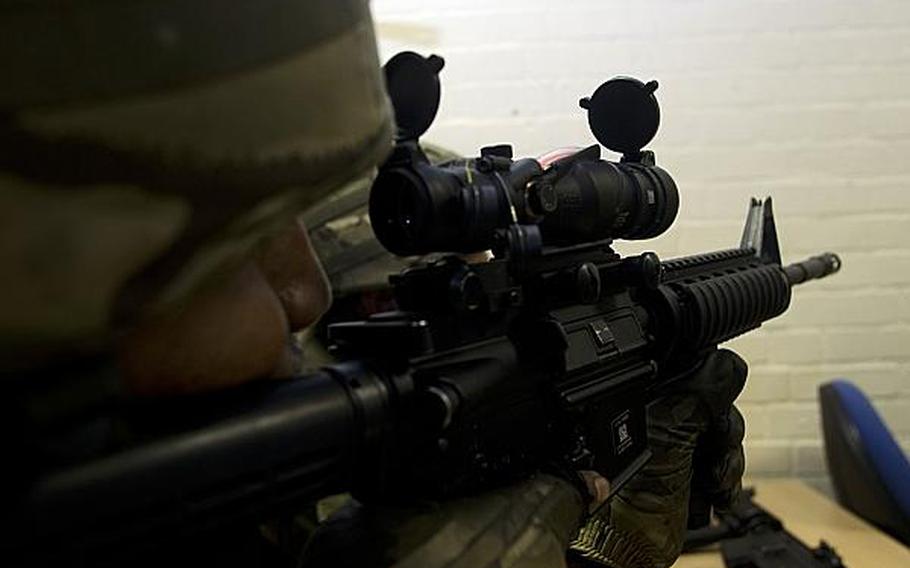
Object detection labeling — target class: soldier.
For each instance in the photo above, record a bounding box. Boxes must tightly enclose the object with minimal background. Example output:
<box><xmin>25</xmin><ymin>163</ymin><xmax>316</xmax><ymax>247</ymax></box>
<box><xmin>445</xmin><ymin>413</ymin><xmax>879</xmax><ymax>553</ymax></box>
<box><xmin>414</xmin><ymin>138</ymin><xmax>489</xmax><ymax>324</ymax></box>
<box><xmin>2</xmin><ymin>1</ymin><xmax>745</xmax><ymax>567</ymax></box>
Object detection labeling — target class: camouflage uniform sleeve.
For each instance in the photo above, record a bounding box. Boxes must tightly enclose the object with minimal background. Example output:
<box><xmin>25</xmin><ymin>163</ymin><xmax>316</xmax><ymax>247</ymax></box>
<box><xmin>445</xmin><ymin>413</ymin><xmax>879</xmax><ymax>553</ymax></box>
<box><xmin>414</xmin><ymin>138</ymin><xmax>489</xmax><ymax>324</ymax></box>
<box><xmin>569</xmin><ymin>396</ymin><xmax>703</xmax><ymax>568</ymax></box>
<box><xmin>568</xmin><ymin>349</ymin><xmax>748</xmax><ymax>568</ymax></box>
<box><xmin>300</xmin><ymin>474</ymin><xmax>585</xmax><ymax>568</ymax></box>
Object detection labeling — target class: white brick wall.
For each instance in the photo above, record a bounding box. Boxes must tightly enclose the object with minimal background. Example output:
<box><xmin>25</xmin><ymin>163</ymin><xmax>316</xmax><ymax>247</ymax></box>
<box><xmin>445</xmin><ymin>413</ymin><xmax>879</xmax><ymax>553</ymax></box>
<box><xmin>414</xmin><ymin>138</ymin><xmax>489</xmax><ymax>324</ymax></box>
<box><xmin>372</xmin><ymin>0</ymin><xmax>910</xmax><ymax>490</ymax></box>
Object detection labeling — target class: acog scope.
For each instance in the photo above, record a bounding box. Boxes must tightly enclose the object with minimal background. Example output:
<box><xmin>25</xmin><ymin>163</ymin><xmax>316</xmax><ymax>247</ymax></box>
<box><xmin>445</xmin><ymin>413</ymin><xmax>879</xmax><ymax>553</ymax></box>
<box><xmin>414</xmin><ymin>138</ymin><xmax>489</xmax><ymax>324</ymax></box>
<box><xmin>369</xmin><ymin>52</ymin><xmax>679</xmax><ymax>257</ymax></box>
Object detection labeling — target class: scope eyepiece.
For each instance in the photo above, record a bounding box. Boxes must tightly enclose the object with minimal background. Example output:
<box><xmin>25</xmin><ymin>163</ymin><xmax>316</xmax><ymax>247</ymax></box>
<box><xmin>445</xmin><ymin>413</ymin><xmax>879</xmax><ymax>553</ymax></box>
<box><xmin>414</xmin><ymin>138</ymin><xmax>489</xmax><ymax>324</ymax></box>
<box><xmin>369</xmin><ymin>152</ymin><xmax>515</xmax><ymax>256</ymax></box>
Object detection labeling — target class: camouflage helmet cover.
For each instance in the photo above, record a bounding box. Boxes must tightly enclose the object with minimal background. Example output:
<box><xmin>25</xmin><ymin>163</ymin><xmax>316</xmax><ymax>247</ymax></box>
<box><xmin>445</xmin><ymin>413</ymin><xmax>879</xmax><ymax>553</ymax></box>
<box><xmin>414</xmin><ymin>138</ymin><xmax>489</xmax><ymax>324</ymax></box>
<box><xmin>0</xmin><ymin>0</ymin><xmax>394</xmax><ymax>366</ymax></box>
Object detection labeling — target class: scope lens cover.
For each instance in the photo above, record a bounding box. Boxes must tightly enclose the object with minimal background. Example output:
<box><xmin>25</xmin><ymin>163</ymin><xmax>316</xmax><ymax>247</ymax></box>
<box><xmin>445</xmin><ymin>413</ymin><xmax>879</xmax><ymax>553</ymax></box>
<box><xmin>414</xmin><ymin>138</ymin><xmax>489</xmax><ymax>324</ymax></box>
<box><xmin>581</xmin><ymin>77</ymin><xmax>660</xmax><ymax>155</ymax></box>
<box><xmin>383</xmin><ymin>51</ymin><xmax>445</xmax><ymax>141</ymax></box>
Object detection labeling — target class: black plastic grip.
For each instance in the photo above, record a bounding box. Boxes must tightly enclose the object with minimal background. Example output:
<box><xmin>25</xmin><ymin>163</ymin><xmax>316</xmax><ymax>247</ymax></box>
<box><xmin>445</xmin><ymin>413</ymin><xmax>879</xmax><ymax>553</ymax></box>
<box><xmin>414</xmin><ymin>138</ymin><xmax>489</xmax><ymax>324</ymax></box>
<box><xmin>671</xmin><ymin>264</ymin><xmax>792</xmax><ymax>350</ymax></box>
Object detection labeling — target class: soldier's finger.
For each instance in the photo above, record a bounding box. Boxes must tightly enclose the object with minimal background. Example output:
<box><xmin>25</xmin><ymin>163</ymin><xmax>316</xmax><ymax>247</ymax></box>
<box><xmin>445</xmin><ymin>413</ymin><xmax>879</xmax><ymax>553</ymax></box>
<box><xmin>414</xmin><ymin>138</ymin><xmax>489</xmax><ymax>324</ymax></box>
<box><xmin>578</xmin><ymin>470</ymin><xmax>610</xmax><ymax>511</ymax></box>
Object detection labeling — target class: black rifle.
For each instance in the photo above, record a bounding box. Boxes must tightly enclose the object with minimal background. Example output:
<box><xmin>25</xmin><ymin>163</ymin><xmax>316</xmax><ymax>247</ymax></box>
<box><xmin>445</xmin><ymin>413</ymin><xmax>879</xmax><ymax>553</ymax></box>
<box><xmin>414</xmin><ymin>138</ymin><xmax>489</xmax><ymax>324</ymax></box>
<box><xmin>8</xmin><ymin>53</ymin><xmax>841</xmax><ymax>557</ymax></box>
<box><xmin>684</xmin><ymin>488</ymin><xmax>846</xmax><ymax>568</ymax></box>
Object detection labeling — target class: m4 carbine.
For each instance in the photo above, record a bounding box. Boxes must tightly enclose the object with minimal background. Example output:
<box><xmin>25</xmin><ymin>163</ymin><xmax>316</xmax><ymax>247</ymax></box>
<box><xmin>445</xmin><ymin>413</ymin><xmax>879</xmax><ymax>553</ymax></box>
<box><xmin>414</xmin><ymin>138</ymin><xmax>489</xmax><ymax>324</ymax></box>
<box><xmin>10</xmin><ymin>52</ymin><xmax>841</xmax><ymax>556</ymax></box>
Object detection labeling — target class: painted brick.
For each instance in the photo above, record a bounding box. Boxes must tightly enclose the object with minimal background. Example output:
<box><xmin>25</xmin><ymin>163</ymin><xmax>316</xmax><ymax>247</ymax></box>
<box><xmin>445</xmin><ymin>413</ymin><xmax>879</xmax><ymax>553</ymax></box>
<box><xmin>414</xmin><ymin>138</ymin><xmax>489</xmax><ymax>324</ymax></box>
<box><xmin>815</xmin><ymin>252</ymin><xmax>910</xmax><ymax>290</ymax></box>
<box><xmin>779</xmin><ymin>289</ymin><xmax>910</xmax><ymax>328</ymax></box>
<box><xmin>764</xmin><ymin>405</ymin><xmax>823</xmax><ymax>441</ymax></box>
<box><xmin>742</xmin><ymin>373</ymin><xmax>791</xmax><ymax>403</ymax></box>
<box><xmin>823</xmin><ymin>327</ymin><xmax>910</xmax><ymax>363</ymax></box>
<box><xmin>875</xmin><ymin>399</ymin><xmax>910</xmax><ymax>436</ymax></box>
<box><xmin>739</xmin><ymin>403</ymin><xmax>772</xmax><ymax>441</ymax></box>
<box><xmin>745</xmin><ymin>442</ymin><xmax>793</xmax><ymax>476</ymax></box>
<box><xmin>793</xmin><ymin>443</ymin><xmax>828</xmax><ymax>475</ymax></box>
<box><xmin>788</xmin><ymin>363</ymin><xmax>907</xmax><ymax>401</ymax></box>
<box><xmin>744</xmin><ymin>330</ymin><xmax>824</xmax><ymax>365</ymax></box>
<box><xmin>678</xmin><ymin>179</ymin><xmax>910</xmax><ymax>221</ymax></box>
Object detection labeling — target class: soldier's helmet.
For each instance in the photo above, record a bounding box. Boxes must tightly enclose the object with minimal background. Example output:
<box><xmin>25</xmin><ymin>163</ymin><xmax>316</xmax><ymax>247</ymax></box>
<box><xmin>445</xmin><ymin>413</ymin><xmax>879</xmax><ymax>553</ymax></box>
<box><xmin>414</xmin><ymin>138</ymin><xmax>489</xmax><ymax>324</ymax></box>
<box><xmin>1</xmin><ymin>0</ymin><xmax>394</xmax><ymax>370</ymax></box>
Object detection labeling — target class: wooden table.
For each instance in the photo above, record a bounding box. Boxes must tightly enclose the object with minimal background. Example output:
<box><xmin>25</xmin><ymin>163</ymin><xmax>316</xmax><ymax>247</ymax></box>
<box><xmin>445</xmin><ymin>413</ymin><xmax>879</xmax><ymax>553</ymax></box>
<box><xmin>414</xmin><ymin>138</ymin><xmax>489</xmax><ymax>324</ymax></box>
<box><xmin>672</xmin><ymin>479</ymin><xmax>910</xmax><ymax>568</ymax></box>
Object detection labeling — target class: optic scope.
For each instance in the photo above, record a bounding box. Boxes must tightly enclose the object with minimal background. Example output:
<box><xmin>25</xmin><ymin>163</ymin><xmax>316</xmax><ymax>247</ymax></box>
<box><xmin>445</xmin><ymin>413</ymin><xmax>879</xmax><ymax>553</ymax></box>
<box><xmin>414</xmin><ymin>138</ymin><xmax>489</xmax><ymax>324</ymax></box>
<box><xmin>370</xmin><ymin>52</ymin><xmax>679</xmax><ymax>257</ymax></box>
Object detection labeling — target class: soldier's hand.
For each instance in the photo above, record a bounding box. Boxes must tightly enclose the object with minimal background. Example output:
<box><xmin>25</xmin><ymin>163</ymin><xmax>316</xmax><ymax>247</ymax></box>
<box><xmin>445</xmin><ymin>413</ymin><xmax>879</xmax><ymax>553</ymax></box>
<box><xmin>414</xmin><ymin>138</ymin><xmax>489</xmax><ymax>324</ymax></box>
<box><xmin>570</xmin><ymin>349</ymin><xmax>748</xmax><ymax>568</ymax></box>
<box><xmin>302</xmin><ymin>350</ymin><xmax>747</xmax><ymax>568</ymax></box>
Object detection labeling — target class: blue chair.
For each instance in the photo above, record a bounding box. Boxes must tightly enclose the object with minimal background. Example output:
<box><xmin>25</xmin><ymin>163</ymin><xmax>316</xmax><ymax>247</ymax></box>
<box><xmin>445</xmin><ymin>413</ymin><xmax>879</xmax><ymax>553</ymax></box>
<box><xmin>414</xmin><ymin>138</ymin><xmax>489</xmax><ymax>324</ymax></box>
<box><xmin>819</xmin><ymin>380</ymin><xmax>910</xmax><ymax>545</ymax></box>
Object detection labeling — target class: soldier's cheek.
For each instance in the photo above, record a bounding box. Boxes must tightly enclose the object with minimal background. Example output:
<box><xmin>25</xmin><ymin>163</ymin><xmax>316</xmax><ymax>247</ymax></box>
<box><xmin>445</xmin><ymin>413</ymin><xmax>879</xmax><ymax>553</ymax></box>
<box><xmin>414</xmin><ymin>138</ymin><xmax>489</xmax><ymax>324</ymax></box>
<box><xmin>117</xmin><ymin>262</ymin><xmax>292</xmax><ymax>396</ymax></box>
<box><xmin>255</xmin><ymin>218</ymin><xmax>332</xmax><ymax>332</ymax></box>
